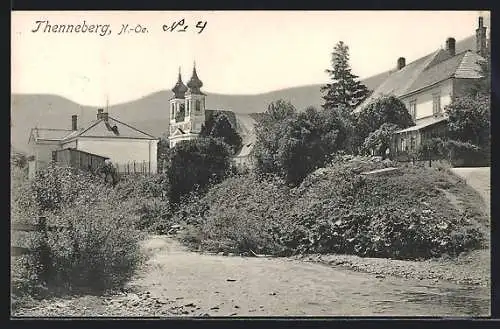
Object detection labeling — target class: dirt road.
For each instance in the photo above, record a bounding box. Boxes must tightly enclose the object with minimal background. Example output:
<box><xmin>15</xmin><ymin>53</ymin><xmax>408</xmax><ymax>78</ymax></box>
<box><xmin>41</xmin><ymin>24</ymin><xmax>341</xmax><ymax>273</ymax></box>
<box><xmin>450</xmin><ymin>167</ymin><xmax>490</xmax><ymax>217</ymax></box>
<box><xmin>16</xmin><ymin>235</ymin><xmax>488</xmax><ymax>317</ymax></box>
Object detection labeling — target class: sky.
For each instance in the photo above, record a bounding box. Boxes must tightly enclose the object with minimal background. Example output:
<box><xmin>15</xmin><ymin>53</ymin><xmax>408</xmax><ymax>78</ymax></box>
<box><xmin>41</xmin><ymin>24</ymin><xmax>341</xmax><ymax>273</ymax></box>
<box><xmin>11</xmin><ymin>10</ymin><xmax>490</xmax><ymax>106</ymax></box>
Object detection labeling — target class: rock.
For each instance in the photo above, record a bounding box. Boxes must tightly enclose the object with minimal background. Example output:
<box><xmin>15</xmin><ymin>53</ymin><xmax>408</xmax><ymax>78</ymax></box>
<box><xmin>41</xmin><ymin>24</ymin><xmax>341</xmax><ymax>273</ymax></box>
<box><xmin>269</xmin><ymin>292</ymin><xmax>277</xmax><ymax>296</ymax></box>
<box><xmin>226</xmin><ymin>279</ymin><xmax>237</xmax><ymax>282</ymax></box>
<box><xmin>184</xmin><ymin>303</ymin><xmax>196</xmax><ymax>307</ymax></box>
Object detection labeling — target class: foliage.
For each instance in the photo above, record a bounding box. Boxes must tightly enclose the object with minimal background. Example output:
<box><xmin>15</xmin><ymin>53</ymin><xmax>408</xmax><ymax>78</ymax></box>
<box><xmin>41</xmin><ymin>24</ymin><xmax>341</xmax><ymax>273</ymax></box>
<box><xmin>12</xmin><ymin>164</ymin><xmax>145</xmax><ymax>298</ymax></box>
<box><xmin>321</xmin><ymin>41</ymin><xmax>370</xmax><ymax>111</ymax></box>
<box><xmin>179</xmin><ymin>157</ymin><xmax>484</xmax><ymax>260</ymax></box>
<box><xmin>200</xmin><ymin>112</ymin><xmax>243</xmax><ymax>155</ymax></box>
<box><xmin>254</xmin><ymin>101</ymin><xmax>347</xmax><ymax>185</ymax></box>
<box><xmin>253</xmin><ymin>100</ymin><xmax>298</xmax><ymax>176</ymax></box>
<box><xmin>157</xmin><ymin>137</ymin><xmax>171</xmax><ymax>173</ymax></box>
<box><xmin>445</xmin><ymin>94</ymin><xmax>490</xmax><ymax>149</ymax></box>
<box><xmin>416</xmin><ymin>138</ymin><xmax>489</xmax><ymax>166</ymax></box>
<box><xmin>168</xmin><ymin>137</ymin><xmax>231</xmax><ymax>204</ymax></box>
<box><xmin>355</xmin><ymin>96</ymin><xmax>414</xmax><ymax>144</ymax></box>
<box><xmin>11</xmin><ymin>150</ymin><xmax>28</xmax><ymax>168</ymax></box>
<box><xmin>360</xmin><ymin>123</ymin><xmax>399</xmax><ymax>158</ymax></box>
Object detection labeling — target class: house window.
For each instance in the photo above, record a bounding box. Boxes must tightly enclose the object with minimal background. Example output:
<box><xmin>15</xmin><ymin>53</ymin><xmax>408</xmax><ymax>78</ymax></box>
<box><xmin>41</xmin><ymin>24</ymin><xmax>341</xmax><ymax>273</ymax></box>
<box><xmin>52</xmin><ymin>151</ymin><xmax>57</xmax><ymax>162</ymax></box>
<box><xmin>432</xmin><ymin>93</ymin><xmax>441</xmax><ymax>115</ymax></box>
<box><xmin>401</xmin><ymin>137</ymin><xmax>407</xmax><ymax>152</ymax></box>
<box><xmin>195</xmin><ymin>100</ymin><xmax>201</xmax><ymax>113</ymax></box>
<box><xmin>409</xmin><ymin>100</ymin><xmax>417</xmax><ymax>120</ymax></box>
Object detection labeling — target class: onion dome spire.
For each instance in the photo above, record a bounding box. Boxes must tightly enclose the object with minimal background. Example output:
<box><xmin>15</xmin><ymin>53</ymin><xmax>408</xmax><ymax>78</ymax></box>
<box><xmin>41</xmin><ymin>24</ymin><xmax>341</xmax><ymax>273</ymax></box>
<box><xmin>172</xmin><ymin>67</ymin><xmax>188</xmax><ymax>99</ymax></box>
<box><xmin>187</xmin><ymin>61</ymin><xmax>203</xmax><ymax>94</ymax></box>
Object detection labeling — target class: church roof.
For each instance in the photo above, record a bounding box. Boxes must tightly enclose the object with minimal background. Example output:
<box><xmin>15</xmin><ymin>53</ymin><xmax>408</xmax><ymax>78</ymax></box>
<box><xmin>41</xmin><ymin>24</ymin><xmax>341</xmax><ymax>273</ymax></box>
<box><xmin>187</xmin><ymin>65</ymin><xmax>204</xmax><ymax>95</ymax></box>
<box><xmin>172</xmin><ymin>70</ymin><xmax>188</xmax><ymax>99</ymax></box>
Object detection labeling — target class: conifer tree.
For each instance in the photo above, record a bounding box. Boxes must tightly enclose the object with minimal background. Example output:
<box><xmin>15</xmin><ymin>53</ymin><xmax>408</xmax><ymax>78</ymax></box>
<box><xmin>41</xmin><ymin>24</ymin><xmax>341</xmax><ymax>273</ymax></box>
<box><xmin>321</xmin><ymin>41</ymin><xmax>370</xmax><ymax>112</ymax></box>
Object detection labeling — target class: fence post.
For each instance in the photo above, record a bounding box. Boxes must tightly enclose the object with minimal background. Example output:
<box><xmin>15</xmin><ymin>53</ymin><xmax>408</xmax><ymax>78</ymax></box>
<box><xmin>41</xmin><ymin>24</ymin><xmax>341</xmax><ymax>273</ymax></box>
<box><xmin>37</xmin><ymin>216</ymin><xmax>52</xmax><ymax>286</ymax></box>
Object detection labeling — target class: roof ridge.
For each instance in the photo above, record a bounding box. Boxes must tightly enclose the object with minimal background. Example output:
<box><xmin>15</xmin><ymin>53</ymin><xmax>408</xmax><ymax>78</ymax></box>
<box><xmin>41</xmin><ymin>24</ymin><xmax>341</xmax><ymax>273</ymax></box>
<box><xmin>62</xmin><ymin>119</ymin><xmax>103</xmax><ymax>141</ymax></box>
<box><xmin>107</xmin><ymin>116</ymin><xmax>158</xmax><ymax>139</ymax></box>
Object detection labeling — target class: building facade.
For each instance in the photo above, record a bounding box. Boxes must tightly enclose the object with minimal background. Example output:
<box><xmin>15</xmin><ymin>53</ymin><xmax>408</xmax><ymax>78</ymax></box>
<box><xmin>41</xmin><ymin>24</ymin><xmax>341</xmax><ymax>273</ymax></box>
<box><xmin>355</xmin><ymin>16</ymin><xmax>489</xmax><ymax>158</ymax></box>
<box><xmin>28</xmin><ymin>109</ymin><xmax>160</xmax><ymax>176</ymax></box>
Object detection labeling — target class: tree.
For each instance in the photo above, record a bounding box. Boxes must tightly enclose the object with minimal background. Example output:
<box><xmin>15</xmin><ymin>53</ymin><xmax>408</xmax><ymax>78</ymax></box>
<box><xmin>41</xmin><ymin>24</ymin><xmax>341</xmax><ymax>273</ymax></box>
<box><xmin>445</xmin><ymin>94</ymin><xmax>490</xmax><ymax>149</ymax></box>
<box><xmin>253</xmin><ymin>100</ymin><xmax>298</xmax><ymax>176</ymax></box>
<box><xmin>254</xmin><ymin>100</ymin><xmax>346</xmax><ymax>185</ymax></box>
<box><xmin>321</xmin><ymin>41</ymin><xmax>370</xmax><ymax>112</ymax></box>
<box><xmin>360</xmin><ymin>123</ymin><xmax>400</xmax><ymax>158</ymax></box>
<box><xmin>167</xmin><ymin>137</ymin><xmax>231</xmax><ymax>204</ymax></box>
<box><xmin>200</xmin><ymin>112</ymin><xmax>243</xmax><ymax>155</ymax></box>
<box><xmin>355</xmin><ymin>95</ymin><xmax>414</xmax><ymax>145</ymax></box>
<box><xmin>444</xmin><ymin>51</ymin><xmax>491</xmax><ymax>150</ymax></box>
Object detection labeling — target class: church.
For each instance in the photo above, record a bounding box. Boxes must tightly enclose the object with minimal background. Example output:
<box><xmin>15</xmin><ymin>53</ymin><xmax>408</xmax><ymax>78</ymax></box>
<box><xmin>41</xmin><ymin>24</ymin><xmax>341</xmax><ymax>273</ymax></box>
<box><xmin>167</xmin><ymin>64</ymin><xmax>209</xmax><ymax>148</ymax></box>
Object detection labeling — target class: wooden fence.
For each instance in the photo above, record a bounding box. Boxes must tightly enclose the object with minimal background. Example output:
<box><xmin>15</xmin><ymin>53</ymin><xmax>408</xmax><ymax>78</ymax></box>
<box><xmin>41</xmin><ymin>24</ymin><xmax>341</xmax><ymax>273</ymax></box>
<box><xmin>11</xmin><ymin>216</ymin><xmax>69</xmax><ymax>257</ymax></box>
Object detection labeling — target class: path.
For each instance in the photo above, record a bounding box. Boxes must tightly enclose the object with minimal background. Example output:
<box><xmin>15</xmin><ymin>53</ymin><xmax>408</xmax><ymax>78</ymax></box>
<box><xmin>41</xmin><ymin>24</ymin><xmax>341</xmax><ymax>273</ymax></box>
<box><xmin>13</xmin><ymin>235</ymin><xmax>490</xmax><ymax>317</ymax></box>
<box><xmin>450</xmin><ymin>167</ymin><xmax>490</xmax><ymax>217</ymax></box>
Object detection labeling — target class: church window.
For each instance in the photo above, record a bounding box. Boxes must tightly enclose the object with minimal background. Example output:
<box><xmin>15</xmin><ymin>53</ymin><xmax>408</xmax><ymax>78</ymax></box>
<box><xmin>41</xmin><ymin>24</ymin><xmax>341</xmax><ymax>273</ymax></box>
<box><xmin>176</xmin><ymin>104</ymin><xmax>186</xmax><ymax>123</ymax></box>
<box><xmin>171</xmin><ymin>103</ymin><xmax>175</xmax><ymax>117</ymax></box>
<box><xmin>186</xmin><ymin>101</ymin><xmax>190</xmax><ymax>116</ymax></box>
<box><xmin>196</xmin><ymin>100</ymin><xmax>201</xmax><ymax>112</ymax></box>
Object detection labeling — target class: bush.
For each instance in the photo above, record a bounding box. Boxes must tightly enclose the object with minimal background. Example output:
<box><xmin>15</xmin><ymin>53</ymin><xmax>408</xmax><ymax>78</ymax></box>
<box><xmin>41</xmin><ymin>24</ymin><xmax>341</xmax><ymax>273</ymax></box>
<box><xmin>12</xmin><ymin>164</ymin><xmax>145</xmax><ymax>299</ymax></box>
<box><xmin>178</xmin><ymin>158</ymin><xmax>484</xmax><ymax>260</ymax></box>
<box><xmin>168</xmin><ymin>137</ymin><xmax>232</xmax><ymax>203</ymax></box>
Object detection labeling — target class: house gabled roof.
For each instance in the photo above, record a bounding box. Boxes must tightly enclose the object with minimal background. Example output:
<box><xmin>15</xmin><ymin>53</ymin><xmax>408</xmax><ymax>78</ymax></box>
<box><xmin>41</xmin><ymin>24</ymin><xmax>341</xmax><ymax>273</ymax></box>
<box><xmin>355</xmin><ymin>50</ymin><xmax>440</xmax><ymax>112</ymax></box>
<box><xmin>355</xmin><ymin>35</ymin><xmax>485</xmax><ymax>113</ymax></box>
<box><xmin>61</xmin><ymin>116</ymin><xmax>158</xmax><ymax>143</ymax></box>
<box><xmin>404</xmin><ymin>50</ymin><xmax>484</xmax><ymax>95</ymax></box>
<box><xmin>359</xmin><ymin>35</ymin><xmax>477</xmax><ymax>92</ymax></box>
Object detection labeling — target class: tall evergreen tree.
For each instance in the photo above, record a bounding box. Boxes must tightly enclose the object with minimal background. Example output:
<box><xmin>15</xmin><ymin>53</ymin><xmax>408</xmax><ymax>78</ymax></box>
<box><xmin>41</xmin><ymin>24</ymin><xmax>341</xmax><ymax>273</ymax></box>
<box><xmin>321</xmin><ymin>41</ymin><xmax>370</xmax><ymax>111</ymax></box>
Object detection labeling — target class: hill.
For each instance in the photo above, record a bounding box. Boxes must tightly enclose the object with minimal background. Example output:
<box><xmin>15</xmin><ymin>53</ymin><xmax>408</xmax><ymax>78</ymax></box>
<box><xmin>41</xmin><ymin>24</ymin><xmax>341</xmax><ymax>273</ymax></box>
<box><xmin>11</xmin><ymin>84</ymin><xmax>324</xmax><ymax>152</ymax></box>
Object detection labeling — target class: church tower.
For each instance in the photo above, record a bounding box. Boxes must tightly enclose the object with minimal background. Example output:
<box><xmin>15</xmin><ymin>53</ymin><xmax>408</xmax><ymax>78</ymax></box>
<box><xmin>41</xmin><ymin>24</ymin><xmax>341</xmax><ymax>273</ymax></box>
<box><xmin>168</xmin><ymin>64</ymin><xmax>206</xmax><ymax>148</ymax></box>
<box><xmin>185</xmin><ymin>62</ymin><xmax>206</xmax><ymax>134</ymax></box>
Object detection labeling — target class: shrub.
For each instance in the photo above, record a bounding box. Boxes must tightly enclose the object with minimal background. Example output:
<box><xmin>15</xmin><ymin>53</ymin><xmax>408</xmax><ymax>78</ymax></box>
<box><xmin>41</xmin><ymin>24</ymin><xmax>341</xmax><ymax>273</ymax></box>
<box><xmin>178</xmin><ymin>157</ymin><xmax>484</xmax><ymax>260</ymax></box>
<box><xmin>168</xmin><ymin>137</ymin><xmax>231</xmax><ymax>203</ymax></box>
<box><xmin>12</xmin><ymin>164</ymin><xmax>145</xmax><ymax>299</ymax></box>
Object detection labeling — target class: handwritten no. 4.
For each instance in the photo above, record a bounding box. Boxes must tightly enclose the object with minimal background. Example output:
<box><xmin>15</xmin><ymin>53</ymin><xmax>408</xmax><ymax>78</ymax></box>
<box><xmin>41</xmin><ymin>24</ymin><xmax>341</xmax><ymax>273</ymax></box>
<box><xmin>162</xmin><ymin>19</ymin><xmax>207</xmax><ymax>33</ymax></box>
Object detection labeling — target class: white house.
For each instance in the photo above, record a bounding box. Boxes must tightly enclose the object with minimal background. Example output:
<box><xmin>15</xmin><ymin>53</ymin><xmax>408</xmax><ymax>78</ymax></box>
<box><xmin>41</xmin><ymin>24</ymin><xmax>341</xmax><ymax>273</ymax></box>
<box><xmin>355</xmin><ymin>16</ymin><xmax>489</xmax><ymax>156</ymax></box>
<box><xmin>28</xmin><ymin>109</ymin><xmax>160</xmax><ymax>176</ymax></box>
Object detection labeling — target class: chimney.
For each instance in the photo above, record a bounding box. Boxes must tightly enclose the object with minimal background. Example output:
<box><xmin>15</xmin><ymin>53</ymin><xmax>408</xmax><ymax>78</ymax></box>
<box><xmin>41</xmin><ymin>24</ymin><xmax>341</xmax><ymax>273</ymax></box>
<box><xmin>102</xmin><ymin>112</ymin><xmax>109</xmax><ymax>121</ymax></box>
<box><xmin>71</xmin><ymin>115</ymin><xmax>77</xmax><ymax>131</ymax></box>
<box><xmin>97</xmin><ymin>108</ymin><xmax>104</xmax><ymax>119</ymax></box>
<box><xmin>397</xmin><ymin>57</ymin><xmax>406</xmax><ymax>70</ymax></box>
<box><xmin>446</xmin><ymin>37</ymin><xmax>456</xmax><ymax>56</ymax></box>
<box><xmin>476</xmin><ymin>16</ymin><xmax>487</xmax><ymax>57</ymax></box>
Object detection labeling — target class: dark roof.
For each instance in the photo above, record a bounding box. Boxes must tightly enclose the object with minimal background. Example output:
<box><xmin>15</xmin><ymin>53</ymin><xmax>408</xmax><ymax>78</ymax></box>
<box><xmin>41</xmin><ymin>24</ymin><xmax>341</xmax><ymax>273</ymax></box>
<box><xmin>405</xmin><ymin>51</ymin><xmax>483</xmax><ymax>95</ymax></box>
<box><xmin>358</xmin><ymin>35</ymin><xmax>478</xmax><ymax>93</ymax></box>
<box><xmin>356</xmin><ymin>50</ymin><xmax>439</xmax><ymax>111</ymax></box>
<box><xmin>355</xmin><ymin>34</ymin><xmax>485</xmax><ymax>112</ymax></box>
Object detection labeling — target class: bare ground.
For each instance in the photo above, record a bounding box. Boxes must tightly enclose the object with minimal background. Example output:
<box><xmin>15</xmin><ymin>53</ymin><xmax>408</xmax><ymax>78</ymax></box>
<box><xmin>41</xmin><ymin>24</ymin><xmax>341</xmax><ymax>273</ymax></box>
<box><xmin>11</xmin><ymin>167</ymin><xmax>491</xmax><ymax>318</ymax></box>
<box><xmin>12</xmin><ymin>235</ymin><xmax>490</xmax><ymax>318</ymax></box>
